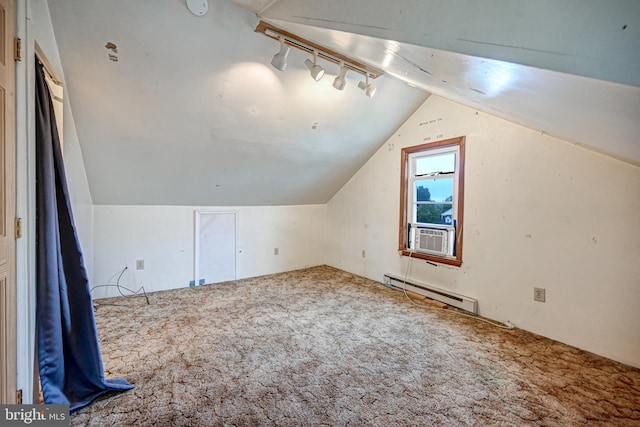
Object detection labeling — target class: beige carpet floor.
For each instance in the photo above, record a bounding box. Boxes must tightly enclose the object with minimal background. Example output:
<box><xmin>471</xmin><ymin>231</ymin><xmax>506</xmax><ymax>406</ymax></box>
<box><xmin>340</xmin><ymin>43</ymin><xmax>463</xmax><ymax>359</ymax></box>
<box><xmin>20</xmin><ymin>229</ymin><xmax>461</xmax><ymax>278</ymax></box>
<box><xmin>72</xmin><ymin>266</ymin><xmax>640</xmax><ymax>426</ymax></box>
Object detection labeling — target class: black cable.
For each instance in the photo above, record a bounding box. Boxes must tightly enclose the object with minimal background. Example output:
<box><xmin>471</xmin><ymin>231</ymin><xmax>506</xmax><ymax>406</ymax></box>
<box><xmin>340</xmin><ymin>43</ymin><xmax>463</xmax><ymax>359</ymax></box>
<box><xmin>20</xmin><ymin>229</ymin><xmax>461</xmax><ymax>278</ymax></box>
<box><xmin>90</xmin><ymin>266</ymin><xmax>150</xmax><ymax>304</ymax></box>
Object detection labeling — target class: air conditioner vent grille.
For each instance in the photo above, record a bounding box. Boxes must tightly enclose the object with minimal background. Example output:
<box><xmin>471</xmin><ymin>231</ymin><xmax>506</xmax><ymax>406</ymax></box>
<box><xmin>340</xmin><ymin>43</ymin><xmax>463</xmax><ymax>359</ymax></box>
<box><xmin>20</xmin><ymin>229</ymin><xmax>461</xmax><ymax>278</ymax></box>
<box><xmin>414</xmin><ymin>228</ymin><xmax>447</xmax><ymax>256</ymax></box>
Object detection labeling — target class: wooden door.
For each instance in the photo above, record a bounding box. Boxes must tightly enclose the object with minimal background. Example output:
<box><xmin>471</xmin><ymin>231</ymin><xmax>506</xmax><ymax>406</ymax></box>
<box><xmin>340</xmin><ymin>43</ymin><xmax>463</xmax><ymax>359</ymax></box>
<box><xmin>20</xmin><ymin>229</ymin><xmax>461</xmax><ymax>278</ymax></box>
<box><xmin>0</xmin><ymin>0</ymin><xmax>16</xmax><ymax>405</ymax></box>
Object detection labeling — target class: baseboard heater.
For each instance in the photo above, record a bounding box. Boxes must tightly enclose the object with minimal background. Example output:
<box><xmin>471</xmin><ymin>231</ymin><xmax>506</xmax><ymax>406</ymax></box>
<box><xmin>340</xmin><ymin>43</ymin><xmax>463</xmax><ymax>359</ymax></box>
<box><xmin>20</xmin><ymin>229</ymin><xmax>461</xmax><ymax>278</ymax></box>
<box><xmin>383</xmin><ymin>273</ymin><xmax>478</xmax><ymax>314</ymax></box>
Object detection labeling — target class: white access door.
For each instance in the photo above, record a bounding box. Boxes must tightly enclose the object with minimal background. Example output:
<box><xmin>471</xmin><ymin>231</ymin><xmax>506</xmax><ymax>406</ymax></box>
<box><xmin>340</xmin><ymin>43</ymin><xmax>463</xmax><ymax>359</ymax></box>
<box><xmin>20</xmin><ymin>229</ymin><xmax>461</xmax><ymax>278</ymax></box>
<box><xmin>195</xmin><ymin>211</ymin><xmax>237</xmax><ymax>285</ymax></box>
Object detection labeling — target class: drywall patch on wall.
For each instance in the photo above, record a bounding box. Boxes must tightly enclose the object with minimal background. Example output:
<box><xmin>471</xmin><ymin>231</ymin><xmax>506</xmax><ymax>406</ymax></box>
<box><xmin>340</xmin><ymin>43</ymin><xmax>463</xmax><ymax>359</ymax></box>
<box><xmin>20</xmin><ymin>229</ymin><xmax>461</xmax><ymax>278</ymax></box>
<box><xmin>105</xmin><ymin>41</ymin><xmax>118</xmax><ymax>62</ymax></box>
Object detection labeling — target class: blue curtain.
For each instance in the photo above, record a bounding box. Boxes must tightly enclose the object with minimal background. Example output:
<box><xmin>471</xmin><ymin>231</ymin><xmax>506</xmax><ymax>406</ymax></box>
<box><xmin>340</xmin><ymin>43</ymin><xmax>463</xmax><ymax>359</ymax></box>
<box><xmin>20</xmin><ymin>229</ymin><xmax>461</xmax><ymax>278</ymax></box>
<box><xmin>35</xmin><ymin>60</ymin><xmax>134</xmax><ymax>412</ymax></box>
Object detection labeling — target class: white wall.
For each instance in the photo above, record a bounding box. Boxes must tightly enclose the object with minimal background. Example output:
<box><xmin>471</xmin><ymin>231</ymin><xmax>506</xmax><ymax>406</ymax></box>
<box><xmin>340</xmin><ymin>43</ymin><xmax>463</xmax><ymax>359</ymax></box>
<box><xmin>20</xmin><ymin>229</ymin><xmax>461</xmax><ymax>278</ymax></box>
<box><xmin>92</xmin><ymin>204</ymin><xmax>327</xmax><ymax>299</ymax></box>
<box><xmin>326</xmin><ymin>95</ymin><xmax>640</xmax><ymax>368</ymax></box>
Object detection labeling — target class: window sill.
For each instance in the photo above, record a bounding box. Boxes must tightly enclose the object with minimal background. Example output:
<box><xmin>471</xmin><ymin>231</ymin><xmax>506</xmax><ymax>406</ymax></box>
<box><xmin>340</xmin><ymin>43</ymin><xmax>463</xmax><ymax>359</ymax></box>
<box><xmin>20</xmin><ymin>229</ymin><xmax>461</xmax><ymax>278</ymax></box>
<box><xmin>399</xmin><ymin>249</ymin><xmax>462</xmax><ymax>267</ymax></box>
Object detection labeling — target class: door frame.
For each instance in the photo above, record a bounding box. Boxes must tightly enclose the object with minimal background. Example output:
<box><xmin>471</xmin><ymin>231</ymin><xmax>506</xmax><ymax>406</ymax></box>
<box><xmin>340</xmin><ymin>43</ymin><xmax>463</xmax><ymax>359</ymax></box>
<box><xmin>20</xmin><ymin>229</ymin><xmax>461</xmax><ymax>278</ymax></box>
<box><xmin>0</xmin><ymin>0</ymin><xmax>17</xmax><ymax>405</ymax></box>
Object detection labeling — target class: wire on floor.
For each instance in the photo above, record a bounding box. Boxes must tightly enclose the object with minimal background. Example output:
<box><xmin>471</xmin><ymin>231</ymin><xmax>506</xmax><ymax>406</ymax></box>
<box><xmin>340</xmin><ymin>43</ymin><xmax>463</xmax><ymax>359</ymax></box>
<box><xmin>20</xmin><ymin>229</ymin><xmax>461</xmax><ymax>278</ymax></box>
<box><xmin>401</xmin><ymin>250</ymin><xmax>514</xmax><ymax>330</ymax></box>
<box><xmin>91</xmin><ymin>266</ymin><xmax>150</xmax><ymax>305</ymax></box>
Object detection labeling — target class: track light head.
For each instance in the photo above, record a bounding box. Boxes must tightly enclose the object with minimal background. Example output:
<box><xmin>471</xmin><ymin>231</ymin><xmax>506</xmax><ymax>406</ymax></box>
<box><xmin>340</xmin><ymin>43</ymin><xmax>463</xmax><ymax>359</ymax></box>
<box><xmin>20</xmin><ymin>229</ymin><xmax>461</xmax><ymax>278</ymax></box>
<box><xmin>333</xmin><ymin>62</ymin><xmax>347</xmax><ymax>90</ymax></box>
<box><xmin>304</xmin><ymin>51</ymin><xmax>325</xmax><ymax>81</ymax></box>
<box><xmin>358</xmin><ymin>75</ymin><xmax>377</xmax><ymax>98</ymax></box>
<box><xmin>271</xmin><ymin>36</ymin><xmax>290</xmax><ymax>71</ymax></box>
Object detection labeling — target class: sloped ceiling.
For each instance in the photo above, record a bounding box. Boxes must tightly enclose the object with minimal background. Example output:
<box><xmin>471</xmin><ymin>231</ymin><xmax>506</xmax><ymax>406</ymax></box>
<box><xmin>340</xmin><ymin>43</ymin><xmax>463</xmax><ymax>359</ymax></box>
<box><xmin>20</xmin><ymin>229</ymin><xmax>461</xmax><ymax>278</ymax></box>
<box><xmin>46</xmin><ymin>0</ymin><xmax>640</xmax><ymax>206</ymax></box>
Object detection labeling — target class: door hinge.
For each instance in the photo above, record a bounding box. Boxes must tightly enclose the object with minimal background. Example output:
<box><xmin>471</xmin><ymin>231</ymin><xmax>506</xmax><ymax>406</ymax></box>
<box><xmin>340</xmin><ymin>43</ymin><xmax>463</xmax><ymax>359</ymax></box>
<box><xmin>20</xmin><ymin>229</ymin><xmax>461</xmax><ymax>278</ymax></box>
<box><xmin>15</xmin><ymin>217</ymin><xmax>22</xmax><ymax>239</ymax></box>
<box><xmin>16</xmin><ymin>389</ymin><xmax>23</xmax><ymax>404</ymax></box>
<box><xmin>14</xmin><ymin>38</ymin><xmax>22</xmax><ymax>61</ymax></box>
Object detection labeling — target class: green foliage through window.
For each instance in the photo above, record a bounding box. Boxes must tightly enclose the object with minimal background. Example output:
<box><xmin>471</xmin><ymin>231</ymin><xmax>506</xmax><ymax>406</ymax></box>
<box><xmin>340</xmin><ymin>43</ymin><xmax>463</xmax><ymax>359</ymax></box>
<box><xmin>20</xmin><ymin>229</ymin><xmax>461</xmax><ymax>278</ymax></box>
<box><xmin>415</xmin><ymin>185</ymin><xmax>452</xmax><ymax>224</ymax></box>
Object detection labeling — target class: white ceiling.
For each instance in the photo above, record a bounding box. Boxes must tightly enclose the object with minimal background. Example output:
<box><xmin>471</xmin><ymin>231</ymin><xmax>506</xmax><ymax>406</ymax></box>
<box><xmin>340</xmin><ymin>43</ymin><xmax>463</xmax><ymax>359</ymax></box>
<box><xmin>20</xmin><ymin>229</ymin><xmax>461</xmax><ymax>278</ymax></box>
<box><xmin>46</xmin><ymin>0</ymin><xmax>640</xmax><ymax>206</ymax></box>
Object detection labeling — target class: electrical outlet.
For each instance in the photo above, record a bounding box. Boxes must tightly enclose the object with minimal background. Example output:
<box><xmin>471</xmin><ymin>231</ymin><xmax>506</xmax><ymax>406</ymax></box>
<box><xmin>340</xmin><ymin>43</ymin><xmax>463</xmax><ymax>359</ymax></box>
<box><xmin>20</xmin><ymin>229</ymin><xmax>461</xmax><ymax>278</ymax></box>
<box><xmin>136</xmin><ymin>259</ymin><xmax>145</xmax><ymax>270</ymax></box>
<box><xmin>274</xmin><ymin>248</ymin><xmax>279</xmax><ymax>255</ymax></box>
<box><xmin>362</xmin><ymin>250</ymin><xmax>366</xmax><ymax>258</ymax></box>
<box><xmin>534</xmin><ymin>287</ymin><xmax>546</xmax><ymax>302</ymax></box>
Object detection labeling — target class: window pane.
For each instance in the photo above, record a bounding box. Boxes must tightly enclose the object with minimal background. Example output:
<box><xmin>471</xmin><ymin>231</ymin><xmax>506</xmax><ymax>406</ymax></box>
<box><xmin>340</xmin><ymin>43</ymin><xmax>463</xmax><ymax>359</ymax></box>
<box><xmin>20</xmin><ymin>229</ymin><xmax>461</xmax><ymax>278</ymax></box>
<box><xmin>415</xmin><ymin>152</ymin><xmax>455</xmax><ymax>176</ymax></box>
<box><xmin>416</xmin><ymin>203</ymin><xmax>453</xmax><ymax>225</ymax></box>
<box><xmin>415</xmin><ymin>178</ymin><xmax>453</xmax><ymax>203</ymax></box>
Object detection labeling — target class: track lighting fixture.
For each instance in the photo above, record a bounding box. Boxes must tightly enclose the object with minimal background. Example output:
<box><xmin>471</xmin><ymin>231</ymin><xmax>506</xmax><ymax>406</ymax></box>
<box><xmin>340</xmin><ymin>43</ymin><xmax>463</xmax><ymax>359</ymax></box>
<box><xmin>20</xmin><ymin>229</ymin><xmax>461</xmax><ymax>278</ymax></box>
<box><xmin>358</xmin><ymin>74</ymin><xmax>377</xmax><ymax>98</ymax></box>
<box><xmin>304</xmin><ymin>51</ymin><xmax>325</xmax><ymax>81</ymax></box>
<box><xmin>333</xmin><ymin>62</ymin><xmax>347</xmax><ymax>90</ymax></box>
<box><xmin>271</xmin><ymin>36</ymin><xmax>290</xmax><ymax>71</ymax></box>
<box><xmin>257</xmin><ymin>21</ymin><xmax>383</xmax><ymax>96</ymax></box>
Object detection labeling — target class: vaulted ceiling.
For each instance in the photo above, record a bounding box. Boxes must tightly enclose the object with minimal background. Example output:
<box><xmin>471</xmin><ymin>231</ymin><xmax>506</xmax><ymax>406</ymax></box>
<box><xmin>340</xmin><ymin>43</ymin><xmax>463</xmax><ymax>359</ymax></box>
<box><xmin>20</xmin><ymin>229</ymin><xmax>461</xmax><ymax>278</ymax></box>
<box><xmin>46</xmin><ymin>0</ymin><xmax>640</xmax><ymax>206</ymax></box>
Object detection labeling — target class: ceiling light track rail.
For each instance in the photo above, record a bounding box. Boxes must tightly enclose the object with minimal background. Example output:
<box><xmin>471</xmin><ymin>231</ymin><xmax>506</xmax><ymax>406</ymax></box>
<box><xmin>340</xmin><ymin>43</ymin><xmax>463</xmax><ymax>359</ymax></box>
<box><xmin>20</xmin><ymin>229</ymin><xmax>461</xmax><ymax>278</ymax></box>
<box><xmin>255</xmin><ymin>20</ymin><xmax>383</xmax><ymax>80</ymax></box>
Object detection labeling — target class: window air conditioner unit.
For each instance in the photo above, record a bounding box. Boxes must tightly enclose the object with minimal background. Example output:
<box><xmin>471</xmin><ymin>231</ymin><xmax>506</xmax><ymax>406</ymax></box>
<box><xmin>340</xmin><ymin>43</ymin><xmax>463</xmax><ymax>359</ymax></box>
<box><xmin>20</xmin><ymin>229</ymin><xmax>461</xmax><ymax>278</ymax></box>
<box><xmin>414</xmin><ymin>228</ymin><xmax>448</xmax><ymax>256</ymax></box>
